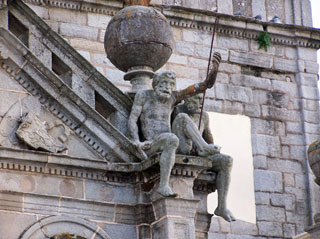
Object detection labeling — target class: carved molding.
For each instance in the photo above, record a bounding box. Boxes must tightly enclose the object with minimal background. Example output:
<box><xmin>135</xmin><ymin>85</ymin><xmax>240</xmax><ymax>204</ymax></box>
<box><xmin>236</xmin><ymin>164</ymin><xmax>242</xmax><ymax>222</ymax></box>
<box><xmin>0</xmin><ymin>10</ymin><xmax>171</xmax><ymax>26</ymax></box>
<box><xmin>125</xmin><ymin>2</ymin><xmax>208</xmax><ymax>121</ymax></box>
<box><xmin>23</xmin><ymin>0</ymin><xmax>320</xmax><ymax>49</ymax></box>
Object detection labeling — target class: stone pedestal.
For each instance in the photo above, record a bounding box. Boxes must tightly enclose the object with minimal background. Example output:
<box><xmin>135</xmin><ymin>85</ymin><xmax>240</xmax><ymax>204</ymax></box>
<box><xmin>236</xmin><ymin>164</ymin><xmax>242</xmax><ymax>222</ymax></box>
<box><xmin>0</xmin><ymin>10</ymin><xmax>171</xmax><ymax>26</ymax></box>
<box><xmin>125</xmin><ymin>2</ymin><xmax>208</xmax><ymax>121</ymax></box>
<box><xmin>151</xmin><ymin>197</ymin><xmax>199</xmax><ymax>239</ymax></box>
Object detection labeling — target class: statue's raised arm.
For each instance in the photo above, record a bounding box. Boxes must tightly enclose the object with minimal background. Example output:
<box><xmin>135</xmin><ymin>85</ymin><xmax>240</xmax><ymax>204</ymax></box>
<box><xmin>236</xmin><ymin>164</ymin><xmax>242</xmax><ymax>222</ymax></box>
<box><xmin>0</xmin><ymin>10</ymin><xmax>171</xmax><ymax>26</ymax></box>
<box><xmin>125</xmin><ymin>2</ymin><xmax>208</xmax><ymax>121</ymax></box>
<box><xmin>175</xmin><ymin>52</ymin><xmax>221</xmax><ymax>104</ymax></box>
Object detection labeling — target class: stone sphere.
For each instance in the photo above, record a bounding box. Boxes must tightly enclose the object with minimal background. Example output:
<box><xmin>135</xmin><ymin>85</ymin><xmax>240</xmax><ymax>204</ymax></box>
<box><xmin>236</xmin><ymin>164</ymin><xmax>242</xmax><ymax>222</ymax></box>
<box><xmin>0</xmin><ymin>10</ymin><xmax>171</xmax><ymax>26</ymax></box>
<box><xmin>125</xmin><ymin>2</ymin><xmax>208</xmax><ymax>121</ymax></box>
<box><xmin>104</xmin><ymin>5</ymin><xmax>174</xmax><ymax>72</ymax></box>
<box><xmin>308</xmin><ymin>140</ymin><xmax>320</xmax><ymax>186</ymax></box>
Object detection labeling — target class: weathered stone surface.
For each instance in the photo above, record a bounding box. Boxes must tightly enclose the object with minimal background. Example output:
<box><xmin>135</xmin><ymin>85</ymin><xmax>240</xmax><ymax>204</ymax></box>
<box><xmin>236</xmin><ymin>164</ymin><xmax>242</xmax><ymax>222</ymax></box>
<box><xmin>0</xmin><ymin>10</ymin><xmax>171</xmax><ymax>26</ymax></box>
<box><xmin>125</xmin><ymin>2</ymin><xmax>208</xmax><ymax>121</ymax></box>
<box><xmin>255</xmin><ymin>191</ymin><xmax>270</xmax><ymax>205</ymax></box>
<box><xmin>60</xmin><ymin>23</ymin><xmax>99</xmax><ymax>41</ymax></box>
<box><xmin>101</xmin><ymin>223</ymin><xmax>137</xmax><ymax>239</ymax></box>
<box><xmin>48</xmin><ymin>8</ymin><xmax>87</xmax><ymax>25</ymax></box>
<box><xmin>301</xmin><ymin>0</ymin><xmax>312</xmax><ymax>27</ymax></box>
<box><xmin>232</xmin><ymin>0</ymin><xmax>252</xmax><ymax>16</ymax></box>
<box><xmin>283</xmin><ymin>223</ymin><xmax>296</xmax><ymax>238</ymax></box>
<box><xmin>256</xmin><ymin>205</ymin><xmax>285</xmax><ymax>221</ymax></box>
<box><xmin>270</xmin><ymin>193</ymin><xmax>295</xmax><ymax>211</ymax></box>
<box><xmin>268</xmin><ymin>158</ymin><xmax>303</xmax><ymax>173</ymax></box>
<box><xmin>265</xmin><ymin>0</ymin><xmax>284</xmax><ymax>22</ymax></box>
<box><xmin>252</xmin><ymin>0</ymin><xmax>266</xmax><ymax>21</ymax></box>
<box><xmin>215</xmin><ymin>83</ymin><xmax>253</xmax><ymax>103</ymax></box>
<box><xmin>273</xmin><ymin>57</ymin><xmax>298</xmax><ymax>73</ymax></box>
<box><xmin>253</xmin><ymin>155</ymin><xmax>267</xmax><ymax>169</ymax></box>
<box><xmin>244</xmin><ymin>103</ymin><xmax>261</xmax><ymax>117</ymax></box>
<box><xmin>218</xmin><ymin>36</ymin><xmax>248</xmax><ymax>51</ymax></box>
<box><xmin>230</xmin><ymin>220</ymin><xmax>257</xmax><ymax>235</ymax></box>
<box><xmin>231</xmin><ymin>74</ymin><xmax>271</xmax><ymax>90</ymax></box>
<box><xmin>254</xmin><ymin>170</ymin><xmax>283</xmax><ymax>192</ymax></box>
<box><xmin>16</xmin><ymin>113</ymin><xmax>67</xmax><ymax>153</ymax></box>
<box><xmin>230</xmin><ymin>51</ymin><xmax>273</xmax><ymax>69</ymax></box>
<box><xmin>251</xmin><ymin>118</ymin><xmax>275</xmax><ymax>135</ymax></box>
<box><xmin>217</xmin><ymin>0</ymin><xmax>233</xmax><ymax>14</ymax></box>
<box><xmin>252</xmin><ymin>134</ymin><xmax>281</xmax><ymax>157</ymax></box>
<box><xmin>88</xmin><ymin>13</ymin><xmax>112</xmax><ymax>29</ymax></box>
<box><xmin>175</xmin><ymin>41</ymin><xmax>195</xmax><ymax>56</ymax></box>
<box><xmin>257</xmin><ymin>221</ymin><xmax>283</xmax><ymax>237</ymax></box>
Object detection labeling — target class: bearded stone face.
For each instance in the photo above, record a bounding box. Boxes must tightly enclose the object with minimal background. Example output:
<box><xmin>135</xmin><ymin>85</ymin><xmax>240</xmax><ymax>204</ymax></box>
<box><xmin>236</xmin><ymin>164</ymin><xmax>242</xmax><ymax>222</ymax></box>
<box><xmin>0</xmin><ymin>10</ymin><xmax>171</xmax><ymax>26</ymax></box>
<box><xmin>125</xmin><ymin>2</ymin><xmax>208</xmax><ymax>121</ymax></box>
<box><xmin>154</xmin><ymin>77</ymin><xmax>175</xmax><ymax>99</ymax></box>
<box><xmin>184</xmin><ymin>94</ymin><xmax>203</xmax><ymax>113</ymax></box>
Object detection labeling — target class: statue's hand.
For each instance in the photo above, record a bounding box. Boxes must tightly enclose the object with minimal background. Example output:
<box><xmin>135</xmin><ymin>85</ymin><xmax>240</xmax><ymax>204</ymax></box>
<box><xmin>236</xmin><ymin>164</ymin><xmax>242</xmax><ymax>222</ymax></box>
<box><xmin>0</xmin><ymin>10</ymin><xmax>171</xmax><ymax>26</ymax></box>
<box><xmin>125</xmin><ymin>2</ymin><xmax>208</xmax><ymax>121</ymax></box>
<box><xmin>134</xmin><ymin>141</ymin><xmax>152</xmax><ymax>161</ymax></box>
<box><xmin>205</xmin><ymin>52</ymin><xmax>221</xmax><ymax>88</ymax></box>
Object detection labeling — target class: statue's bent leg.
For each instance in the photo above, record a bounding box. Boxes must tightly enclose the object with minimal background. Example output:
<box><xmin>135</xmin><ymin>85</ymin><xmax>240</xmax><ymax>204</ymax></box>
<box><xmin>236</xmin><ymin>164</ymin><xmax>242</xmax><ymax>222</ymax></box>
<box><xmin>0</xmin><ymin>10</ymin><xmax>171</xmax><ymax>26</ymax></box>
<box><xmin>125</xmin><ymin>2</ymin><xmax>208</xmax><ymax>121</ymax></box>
<box><xmin>148</xmin><ymin>133</ymin><xmax>179</xmax><ymax>197</ymax></box>
<box><xmin>209</xmin><ymin>153</ymin><xmax>235</xmax><ymax>222</ymax></box>
<box><xmin>172</xmin><ymin>113</ymin><xmax>193</xmax><ymax>154</ymax></box>
<box><xmin>172</xmin><ymin>113</ymin><xmax>218</xmax><ymax>155</ymax></box>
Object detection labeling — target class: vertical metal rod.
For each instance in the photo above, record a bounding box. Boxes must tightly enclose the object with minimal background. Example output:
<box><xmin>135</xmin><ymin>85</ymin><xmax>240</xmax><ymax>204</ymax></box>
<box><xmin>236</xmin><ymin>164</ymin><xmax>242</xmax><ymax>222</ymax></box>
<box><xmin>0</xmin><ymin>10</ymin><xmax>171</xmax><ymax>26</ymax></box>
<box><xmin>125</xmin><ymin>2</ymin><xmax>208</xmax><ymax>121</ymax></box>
<box><xmin>198</xmin><ymin>16</ymin><xmax>219</xmax><ymax>130</ymax></box>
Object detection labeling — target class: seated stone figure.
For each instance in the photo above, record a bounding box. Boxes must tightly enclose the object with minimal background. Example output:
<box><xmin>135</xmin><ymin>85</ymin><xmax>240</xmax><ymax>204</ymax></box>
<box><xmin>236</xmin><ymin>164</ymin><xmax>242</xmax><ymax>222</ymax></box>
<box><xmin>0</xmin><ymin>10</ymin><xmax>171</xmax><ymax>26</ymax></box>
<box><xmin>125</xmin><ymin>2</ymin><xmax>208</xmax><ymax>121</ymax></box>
<box><xmin>172</xmin><ymin>94</ymin><xmax>235</xmax><ymax>222</ymax></box>
<box><xmin>128</xmin><ymin>52</ymin><xmax>221</xmax><ymax>198</ymax></box>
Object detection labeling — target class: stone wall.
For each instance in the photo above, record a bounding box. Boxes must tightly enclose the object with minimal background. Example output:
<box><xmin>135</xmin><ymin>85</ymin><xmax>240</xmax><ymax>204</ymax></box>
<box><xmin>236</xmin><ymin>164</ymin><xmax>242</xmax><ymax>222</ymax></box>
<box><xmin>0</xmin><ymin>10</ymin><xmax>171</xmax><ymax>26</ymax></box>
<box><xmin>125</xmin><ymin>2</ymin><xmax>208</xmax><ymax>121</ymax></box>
<box><xmin>10</xmin><ymin>0</ymin><xmax>320</xmax><ymax>238</ymax></box>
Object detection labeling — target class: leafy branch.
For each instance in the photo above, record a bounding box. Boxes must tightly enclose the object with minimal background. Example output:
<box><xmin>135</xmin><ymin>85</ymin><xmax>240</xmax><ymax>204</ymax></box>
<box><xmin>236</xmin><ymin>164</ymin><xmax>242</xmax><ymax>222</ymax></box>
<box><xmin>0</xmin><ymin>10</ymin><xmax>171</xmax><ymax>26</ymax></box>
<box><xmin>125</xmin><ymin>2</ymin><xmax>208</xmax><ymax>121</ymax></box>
<box><xmin>257</xmin><ymin>31</ymin><xmax>271</xmax><ymax>51</ymax></box>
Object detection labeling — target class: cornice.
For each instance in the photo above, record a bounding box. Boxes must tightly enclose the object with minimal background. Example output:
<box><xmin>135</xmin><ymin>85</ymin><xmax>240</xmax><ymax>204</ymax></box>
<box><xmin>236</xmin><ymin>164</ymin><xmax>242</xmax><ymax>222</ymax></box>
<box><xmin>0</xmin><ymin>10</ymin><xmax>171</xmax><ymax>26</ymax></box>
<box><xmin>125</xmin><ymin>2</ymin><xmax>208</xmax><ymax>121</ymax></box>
<box><xmin>23</xmin><ymin>0</ymin><xmax>320</xmax><ymax>49</ymax></box>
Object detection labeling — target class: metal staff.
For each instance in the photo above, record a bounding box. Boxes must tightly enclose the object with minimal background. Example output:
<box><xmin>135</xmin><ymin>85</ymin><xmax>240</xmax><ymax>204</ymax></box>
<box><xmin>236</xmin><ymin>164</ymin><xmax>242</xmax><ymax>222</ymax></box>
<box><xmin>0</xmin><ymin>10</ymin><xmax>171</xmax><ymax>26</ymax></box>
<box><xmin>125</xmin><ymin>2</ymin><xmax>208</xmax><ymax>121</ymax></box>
<box><xmin>198</xmin><ymin>16</ymin><xmax>219</xmax><ymax>130</ymax></box>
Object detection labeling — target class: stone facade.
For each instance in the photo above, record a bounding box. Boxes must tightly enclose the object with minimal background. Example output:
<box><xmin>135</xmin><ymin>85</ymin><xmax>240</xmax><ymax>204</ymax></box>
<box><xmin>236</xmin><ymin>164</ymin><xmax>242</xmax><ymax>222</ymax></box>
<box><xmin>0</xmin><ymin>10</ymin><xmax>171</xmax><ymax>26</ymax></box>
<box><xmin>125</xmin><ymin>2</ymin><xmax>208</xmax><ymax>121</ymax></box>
<box><xmin>0</xmin><ymin>0</ymin><xmax>320</xmax><ymax>238</ymax></box>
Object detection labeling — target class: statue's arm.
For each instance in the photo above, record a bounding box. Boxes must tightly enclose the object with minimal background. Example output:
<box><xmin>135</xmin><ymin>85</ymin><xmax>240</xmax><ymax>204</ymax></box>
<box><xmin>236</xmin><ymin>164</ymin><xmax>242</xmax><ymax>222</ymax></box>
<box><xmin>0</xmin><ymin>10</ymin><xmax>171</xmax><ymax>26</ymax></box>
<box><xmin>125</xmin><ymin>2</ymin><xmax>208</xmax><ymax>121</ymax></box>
<box><xmin>203</xmin><ymin>113</ymin><xmax>214</xmax><ymax>144</ymax></box>
<box><xmin>128</xmin><ymin>91</ymin><xmax>144</xmax><ymax>143</ymax></box>
<box><xmin>175</xmin><ymin>52</ymin><xmax>221</xmax><ymax>103</ymax></box>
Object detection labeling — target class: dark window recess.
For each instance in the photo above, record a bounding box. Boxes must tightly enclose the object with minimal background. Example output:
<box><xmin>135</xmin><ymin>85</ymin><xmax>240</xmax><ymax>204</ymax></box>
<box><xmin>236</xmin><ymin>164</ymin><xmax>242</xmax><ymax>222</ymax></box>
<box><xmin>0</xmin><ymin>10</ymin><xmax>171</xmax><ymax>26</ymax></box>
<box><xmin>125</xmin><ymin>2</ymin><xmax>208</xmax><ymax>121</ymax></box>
<box><xmin>52</xmin><ymin>53</ymin><xmax>72</xmax><ymax>87</ymax></box>
<box><xmin>95</xmin><ymin>91</ymin><xmax>116</xmax><ymax>119</ymax></box>
<box><xmin>8</xmin><ymin>12</ymin><xmax>29</xmax><ymax>47</ymax></box>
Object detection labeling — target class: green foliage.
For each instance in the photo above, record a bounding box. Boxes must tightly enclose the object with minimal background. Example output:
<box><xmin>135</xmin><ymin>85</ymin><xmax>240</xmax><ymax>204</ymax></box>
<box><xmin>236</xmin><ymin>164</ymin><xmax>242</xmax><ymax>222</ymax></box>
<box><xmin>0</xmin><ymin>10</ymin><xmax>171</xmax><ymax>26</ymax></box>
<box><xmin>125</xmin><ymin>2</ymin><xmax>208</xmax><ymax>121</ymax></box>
<box><xmin>257</xmin><ymin>31</ymin><xmax>271</xmax><ymax>51</ymax></box>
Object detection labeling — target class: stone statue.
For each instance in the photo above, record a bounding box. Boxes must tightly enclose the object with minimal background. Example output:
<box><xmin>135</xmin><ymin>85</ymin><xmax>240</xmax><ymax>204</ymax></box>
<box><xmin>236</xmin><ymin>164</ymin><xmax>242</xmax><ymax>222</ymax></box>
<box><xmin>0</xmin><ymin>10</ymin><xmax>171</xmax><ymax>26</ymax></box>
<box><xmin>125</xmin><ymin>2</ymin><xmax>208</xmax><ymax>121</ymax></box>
<box><xmin>128</xmin><ymin>52</ymin><xmax>221</xmax><ymax>197</ymax></box>
<box><xmin>172</xmin><ymin>94</ymin><xmax>235</xmax><ymax>222</ymax></box>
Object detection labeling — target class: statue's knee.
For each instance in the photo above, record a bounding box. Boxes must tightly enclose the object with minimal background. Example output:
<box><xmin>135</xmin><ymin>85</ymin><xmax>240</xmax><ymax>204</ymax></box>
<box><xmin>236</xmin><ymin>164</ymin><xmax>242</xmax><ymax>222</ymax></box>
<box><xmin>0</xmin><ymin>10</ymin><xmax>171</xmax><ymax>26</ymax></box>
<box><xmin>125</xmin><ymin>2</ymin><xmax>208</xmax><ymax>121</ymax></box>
<box><xmin>167</xmin><ymin>134</ymin><xmax>179</xmax><ymax>148</ymax></box>
<box><xmin>224</xmin><ymin>156</ymin><xmax>233</xmax><ymax>168</ymax></box>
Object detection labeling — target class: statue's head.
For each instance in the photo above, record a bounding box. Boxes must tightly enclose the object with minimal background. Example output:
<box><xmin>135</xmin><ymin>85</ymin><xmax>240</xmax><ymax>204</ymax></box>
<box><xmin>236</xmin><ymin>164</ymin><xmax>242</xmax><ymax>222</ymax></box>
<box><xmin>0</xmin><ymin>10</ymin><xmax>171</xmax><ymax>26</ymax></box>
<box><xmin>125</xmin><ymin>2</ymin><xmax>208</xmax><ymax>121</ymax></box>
<box><xmin>184</xmin><ymin>93</ymin><xmax>203</xmax><ymax>113</ymax></box>
<box><xmin>153</xmin><ymin>70</ymin><xmax>176</xmax><ymax>98</ymax></box>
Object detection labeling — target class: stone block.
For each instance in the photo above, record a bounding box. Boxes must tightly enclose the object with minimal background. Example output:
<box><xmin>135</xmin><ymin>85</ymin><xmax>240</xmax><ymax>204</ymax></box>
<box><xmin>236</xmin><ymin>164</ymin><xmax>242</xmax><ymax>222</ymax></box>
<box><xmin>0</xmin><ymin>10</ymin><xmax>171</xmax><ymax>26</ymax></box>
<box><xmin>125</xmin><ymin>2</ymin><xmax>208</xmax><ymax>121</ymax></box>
<box><xmin>60</xmin><ymin>23</ymin><xmax>99</xmax><ymax>41</ymax></box>
<box><xmin>252</xmin><ymin>0</ymin><xmax>266</xmax><ymax>21</ymax></box>
<box><xmin>296</xmin><ymin>73</ymin><xmax>318</xmax><ymax>87</ymax></box>
<box><xmin>303</xmin><ymin>110</ymin><xmax>320</xmax><ymax>124</ymax></box>
<box><xmin>283</xmin><ymin>223</ymin><xmax>296</xmax><ymax>238</ymax></box>
<box><xmin>290</xmin><ymin>145</ymin><xmax>306</xmax><ymax>160</ymax></box>
<box><xmin>284</xmin><ymin>0</ymin><xmax>294</xmax><ymax>24</ymax></box>
<box><xmin>208</xmin><ymin>232</ymin><xmax>226</xmax><ymax>239</ymax></box>
<box><xmin>285</xmin><ymin>187</ymin><xmax>307</xmax><ymax>201</ymax></box>
<box><xmin>252</xmin><ymin>89</ymin><xmax>269</xmax><ymax>105</ymax></box>
<box><xmin>284</xmin><ymin>173</ymin><xmax>295</xmax><ymax>187</ymax></box>
<box><xmin>253</xmin><ymin>155</ymin><xmax>267</xmax><ymax>169</ymax></box>
<box><xmin>85</xmin><ymin>181</ymin><xmax>136</xmax><ymax>203</ymax></box>
<box><xmin>168</xmin><ymin>54</ymin><xmax>188</xmax><ymax>65</ymax></box>
<box><xmin>262</xmin><ymin>105</ymin><xmax>300</xmax><ymax>122</ymax></box>
<box><xmin>99</xmin><ymin>29</ymin><xmax>106</xmax><ymax>42</ymax></box>
<box><xmin>251</xmin><ymin>118</ymin><xmax>275</xmax><ymax>135</ymax></box>
<box><xmin>226</xmin><ymin>235</ymin><xmax>256</xmax><ymax>239</ymax></box>
<box><xmin>105</xmin><ymin>68</ymin><xmax>128</xmax><ymax>86</ymax></box>
<box><xmin>301</xmin><ymin>0</ymin><xmax>312</xmax><ymax>27</ymax></box>
<box><xmin>175</xmin><ymin>41</ymin><xmax>195</xmax><ymax>56</ymax></box>
<box><xmin>100</xmin><ymin>223</ymin><xmax>137</xmax><ymax>239</ymax></box>
<box><xmin>257</xmin><ymin>221</ymin><xmax>283</xmax><ymax>237</ymax></box>
<box><xmin>297</xmin><ymin>48</ymin><xmax>318</xmax><ymax>62</ymax></box>
<box><xmin>230</xmin><ymin>220</ymin><xmax>258</xmax><ymax>235</ymax></box>
<box><xmin>268</xmin><ymin>158</ymin><xmax>303</xmax><ymax>173</ymax></box>
<box><xmin>301</xmin><ymin>99</ymin><xmax>319</xmax><ymax>111</ymax></box>
<box><xmin>223</xmin><ymin>101</ymin><xmax>243</xmax><ymax>114</ymax></box>
<box><xmin>183</xmin><ymin>29</ymin><xmax>213</xmax><ymax>45</ymax></box>
<box><xmin>115</xmin><ymin>204</ymin><xmax>136</xmax><ymax>224</ymax></box>
<box><xmin>77</xmin><ymin>50</ymin><xmax>90</xmax><ymax>61</ymax></box>
<box><xmin>0</xmin><ymin>211</ymin><xmax>38</xmax><ymax>239</ymax></box>
<box><xmin>305</xmin><ymin>61</ymin><xmax>319</xmax><ymax>74</ymax></box>
<box><xmin>300</xmin><ymin>86</ymin><xmax>319</xmax><ymax>100</ymax></box>
<box><xmin>255</xmin><ymin>191</ymin><xmax>270</xmax><ymax>205</ymax></box>
<box><xmin>232</xmin><ymin>0</ymin><xmax>252</xmax><ymax>16</ymax></box>
<box><xmin>219</xmin><ymin>63</ymin><xmax>241</xmax><ymax>74</ymax></box>
<box><xmin>244</xmin><ymin>103</ymin><xmax>261</xmax><ymax>117</ymax></box>
<box><xmin>273</xmin><ymin>57</ymin><xmax>298</xmax><ymax>73</ymax></box>
<box><xmin>282</xmin><ymin>145</ymin><xmax>290</xmax><ymax>159</ymax></box>
<box><xmin>0</xmin><ymin>191</ymin><xmax>23</xmax><ymax>212</ymax></box>
<box><xmin>70</xmin><ymin>39</ymin><xmax>105</xmax><ymax>52</ymax></box>
<box><xmin>230</xmin><ymin>51</ymin><xmax>273</xmax><ymax>69</ymax></box>
<box><xmin>49</xmin><ymin>8</ymin><xmax>87</xmax><ymax>25</ymax></box>
<box><xmin>305</xmin><ymin>122</ymin><xmax>320</xmax><ymax>134</ymax></box>
<box><xmin>252</xmin><ymin>134</ymin><xmax>281</xmax><ymax>157</ymax></box>
<box><xmin>285</xmin><ymin>47</ymin><xmax>297</xmax><ymax>59</ymax></box>
<box><xmin>266</xmin><ymin>0</ymin><xmax>284</xmax><ymax>22</ymax></box>
<box><xmin>254</xmin><ymin>170</ymin><xmax>283</xmax><ymax>192</ymax></box>
<box><xmin>169</xmin><ymin>64</ymin><xmax>199</xmax><ymax>80</ymax></box>
<box><xmin>188</xmin><ymin>57</ymin><xmax>209</xmax><ymax>69</ymax></box>
<box><xmin>250</xmin><ymin>40</ymin><xmax>276</xmax><ymax>55</ymax></box>
<box><xmin>217</xmin><ymin>0</ymin><xmax>233</xmax><ymax>14</ymax></box>
<box><xmin>215</xmin><ymin>83</ymin><xmax>253</xmax><ymax>103</ymax></box>
<box><xmin>231</xmin><ymin>74</ymin><xmax>271</xmax><ymax>90</ymax></box>
<box><xmin>205</xmin><ymin>99</ymin><xmax>223</xmax><ymax>112</ymax></box>
<box><xmin>256</xmin><ymin>205</ymin><xmax>285</xmax><ymax>222</ymax></box>
<box><xmin>217</xmin><ymin>36</ymin><xmax>248</xmax><ymax>51</ymax></box>
<box><xmin>59</xmin><ymin>198</ymin><xmax>115</xmax><ymax>221</ymax></box>
<box><xmin>270</xmin><ymin>193</ymin><xmax>295</xmax><ymax>211</ymax></box>
<box><xmin>88</xmin><ymin>13</ymin><xmax>112</xmax><ymax>29</ymax></box>
<box><xmin>24</xmin><ymin>194</ymin><xmax>59</xmax><ymax>215</ymax></box>
<box><xmin>28</xmin><ymin>5</ymin><xmax>49</xmax><ymax>19</ymax></box>
<box><xmin>286</xmin><ymin>122</ymin><xmax>303</xmax><ymax>133</ymax></box>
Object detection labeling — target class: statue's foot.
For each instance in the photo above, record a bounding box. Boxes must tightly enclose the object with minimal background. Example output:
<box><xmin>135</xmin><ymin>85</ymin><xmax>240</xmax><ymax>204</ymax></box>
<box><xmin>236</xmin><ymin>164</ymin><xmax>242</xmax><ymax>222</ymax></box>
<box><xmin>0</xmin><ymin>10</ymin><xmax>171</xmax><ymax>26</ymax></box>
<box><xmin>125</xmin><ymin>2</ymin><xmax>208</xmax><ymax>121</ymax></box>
<box><xmin>214</xmin><ymin>208</ymin><xmax>236</xmax><ymax>222</ymax></box>
<box><xmin>198</xmin><ymin>144</ymin><xmax>220</xmax><ymax>157</ymax></box>
<box><xmin>157</xmin><ymin>186</ymin><xmax>178</xmax><ymax>198</ymax></box>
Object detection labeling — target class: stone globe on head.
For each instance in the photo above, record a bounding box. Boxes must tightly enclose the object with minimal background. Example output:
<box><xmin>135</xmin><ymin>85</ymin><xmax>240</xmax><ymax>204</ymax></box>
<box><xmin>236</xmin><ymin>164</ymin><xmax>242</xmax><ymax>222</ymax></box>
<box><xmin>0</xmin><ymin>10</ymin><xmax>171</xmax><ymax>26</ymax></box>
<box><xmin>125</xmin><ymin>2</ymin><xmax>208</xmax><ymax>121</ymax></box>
<box><xmin>104</xmin><ymin>4</ymin><xmax>174</xmax><ymax>91</ymax></box>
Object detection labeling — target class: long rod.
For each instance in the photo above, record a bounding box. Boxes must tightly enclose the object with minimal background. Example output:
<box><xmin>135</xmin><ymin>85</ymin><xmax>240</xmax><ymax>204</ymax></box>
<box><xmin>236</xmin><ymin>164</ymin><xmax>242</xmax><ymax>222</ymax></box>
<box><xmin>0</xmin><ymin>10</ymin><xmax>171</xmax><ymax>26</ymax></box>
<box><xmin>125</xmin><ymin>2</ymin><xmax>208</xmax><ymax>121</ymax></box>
<box><xmin>198</xmin><ymin>16</ymin><xmax>219</xmax><ymax>130</ymax></box>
